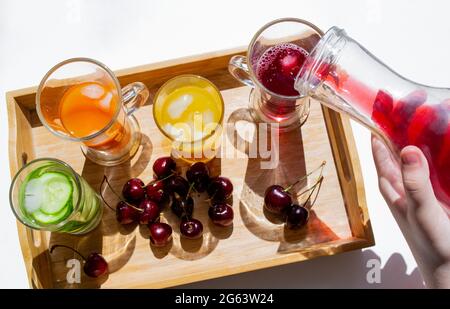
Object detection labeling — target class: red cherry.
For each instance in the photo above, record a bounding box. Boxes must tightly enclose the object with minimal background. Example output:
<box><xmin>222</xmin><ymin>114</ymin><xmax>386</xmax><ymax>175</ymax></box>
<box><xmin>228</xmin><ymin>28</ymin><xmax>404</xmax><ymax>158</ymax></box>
<box><xmin>186</xmin><ymin>162</ymin><xmax>210</xmax><ymax>192</ymax></box>
<box><xmin>138</xmin><ymin>199</ymin><xmax>160</xmax><ymax>225</ymax></box>
<box><xmin>207</xmin><ymin>177</ymin><xmax>233</xmax><ymax>201</ymax></box>
<box><xmin>170</xmin><ymin>196</ymin><xmax>194</xmax><ymax>218</ymax></box>
<box><xmin>208</xmin><ymin>203</ymin><xmax>234</xmax><ymax>227</ymax></box>
<box><xmin>153</xmin><ymin>157</ymin><xmax>176</xmax><ymax>179</ymax></box>
<box><xmin>50</xmin><ymin>245</ymin><xmax>108</xmax><ymax>278</ymax></box>
<box><xmin>166</xmin><ymin>176</ymin><xmax>190</xmax><ymax>198</ymax></box>
<box><xmin>285</xmin><ymin>204</ymin><xmax>309</xmax><ymax>230</ymax></box>
<box><xmin>116</xmin><ymin>201</ymin><xmax>140</xmax><ymax>225</ymax></box>
<box><xmin>180</xmin><ymin>218</ymin><xmax>203</xmax><ymax>239</ymax></box>
<box><xmin>145</xmin><ymin>180</ymin><xmax>168</xmax><ymax>205</ymax></box>
<box><xmin>149</xmin><ymin>222</ymin><xmax>172</xmax><ymax>247</ymax></box>
<box><xmin>264</xmin><ymin>185</ymin><xmax>292</xmax><ymax>214</ymax></box>
<box><xmin>122</xmin><ymin>178</ymin><xmax>145</xmax><ymax>204</ymax></box>
<box><xmin>84</xmin><ymin>253</ymin><xmax>109</xmax><ymax>278</ymax></box>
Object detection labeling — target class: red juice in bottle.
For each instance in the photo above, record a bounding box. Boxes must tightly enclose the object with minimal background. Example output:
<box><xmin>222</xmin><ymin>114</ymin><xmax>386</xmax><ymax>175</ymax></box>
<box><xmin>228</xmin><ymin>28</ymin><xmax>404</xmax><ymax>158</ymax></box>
<box><xmin>295</xmin><ymin>26</ymin><xmax>450</xmax><ymax>210</ymax></box>
<box><xmin>326</xmin><ymin>71</ymin><xmax>450</xmax><ymax>207</ymax></box>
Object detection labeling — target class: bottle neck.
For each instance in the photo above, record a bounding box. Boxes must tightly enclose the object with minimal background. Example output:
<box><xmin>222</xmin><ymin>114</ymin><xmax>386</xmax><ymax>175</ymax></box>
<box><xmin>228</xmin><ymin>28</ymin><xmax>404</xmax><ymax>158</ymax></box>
<box><xmin>295</xmin><ymin>26</ymin><xmax>347</xmax><ymax>97</ymax></box>
<box><xmin>294</xmin><ymin>26</ymin><xmax>400</xmax><ymax>155</ymax></box>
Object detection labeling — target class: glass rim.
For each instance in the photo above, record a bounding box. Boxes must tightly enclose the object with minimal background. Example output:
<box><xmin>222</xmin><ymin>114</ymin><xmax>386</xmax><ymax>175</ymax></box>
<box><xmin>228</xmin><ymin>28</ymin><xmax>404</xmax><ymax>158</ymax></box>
<box><xmin>152</xmin><ymin>74</ymin><xmax>225</xmax><ymax>143</ymax></box>
<box><xmin>36</xmin><ymin>57</ymin><xmax>123</xmax><ymax>142</ymax></box>
<box><xmin>9</xmin><ymin>157</ymin><xmax>83</xmax><ymax>230</ymax></box>
<box><xmin>247</xmin><ymin>17</ymin><xmax>324</xmax><ymax>100</ymax></box>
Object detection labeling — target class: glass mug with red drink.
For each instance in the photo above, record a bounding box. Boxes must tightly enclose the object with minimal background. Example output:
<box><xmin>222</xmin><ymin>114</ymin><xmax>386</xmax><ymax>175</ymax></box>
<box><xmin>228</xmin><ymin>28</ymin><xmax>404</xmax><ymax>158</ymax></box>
<box><xmin>295</xmin><ymin>27</ymin><xmax>450</xmax><ymax>211</ymax></box>
<box><xmin>37</xmin><ymin>58</ymin><xmax>149</xmax><ymax>166</ymax></box>
<box><xmin>228</xmin><ymin>18</ymin><xmax>322</xmax><ymax>130</ymax></box>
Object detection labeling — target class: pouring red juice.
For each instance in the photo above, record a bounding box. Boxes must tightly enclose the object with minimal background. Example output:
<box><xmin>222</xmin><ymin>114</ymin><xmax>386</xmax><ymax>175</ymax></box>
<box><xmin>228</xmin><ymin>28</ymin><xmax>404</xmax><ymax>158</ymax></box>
<box><xmin>295</xmin><ymin>27</ymin><xmax>450</xmax><ymax>209</ymax></box>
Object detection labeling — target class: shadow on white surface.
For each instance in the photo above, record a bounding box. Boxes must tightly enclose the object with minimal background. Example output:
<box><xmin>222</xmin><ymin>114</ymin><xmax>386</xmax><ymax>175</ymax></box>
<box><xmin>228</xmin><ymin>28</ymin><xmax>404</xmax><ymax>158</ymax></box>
<box><xmin>177</xmin><ymin>249</ymin><xmax>424</xmax><ymax>289</ymax></box>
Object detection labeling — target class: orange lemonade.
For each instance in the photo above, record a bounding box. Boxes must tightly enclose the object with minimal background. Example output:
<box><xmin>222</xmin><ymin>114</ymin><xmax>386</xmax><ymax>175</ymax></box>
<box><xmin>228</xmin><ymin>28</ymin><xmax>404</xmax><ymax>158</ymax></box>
<box><xmin>59</xmin><ymin>82</ymin><xmax>130</xmax><ymax>151</ymax></box>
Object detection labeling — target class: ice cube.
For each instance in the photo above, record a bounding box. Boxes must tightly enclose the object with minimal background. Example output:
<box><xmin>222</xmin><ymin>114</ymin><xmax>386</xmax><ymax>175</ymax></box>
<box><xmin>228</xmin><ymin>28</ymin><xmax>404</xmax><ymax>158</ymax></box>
<box><xmin>167</xmin><ymin>94</ymin><xmax>193</xmax><ymax>119</ymax></box>
<box><xmin>24</xmin><ymin>179</ymin><xmax>43</xmax><ymax>213</ymax></box>
<box><xmin>81</xmin><ymin>83</ymin><xmax>105</xmax><ymax>99</ymax></box>
<box><xmin>98</xmin><ymin>92</ymin><xmax>113</xmax><ymax>112</ymax></box>
<box><xmin>163</xmin><ymin>124</ymin><xmax>183</xmax><ymax>139</ymax></box>
<box><xmin>202</xmin><ymin>110</ymin><xmax>214</xmax><ymax>124</ymax></box>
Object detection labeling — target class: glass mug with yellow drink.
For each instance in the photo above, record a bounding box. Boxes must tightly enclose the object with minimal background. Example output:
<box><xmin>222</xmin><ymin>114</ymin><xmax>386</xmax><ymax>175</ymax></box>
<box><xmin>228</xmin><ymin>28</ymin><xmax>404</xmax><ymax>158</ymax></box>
<box><xmin>37</xmin><ymin>58</ymin><xmax>149</xmax><ymax>166</ymax></box>
<box><xmin>153</xmin><ymin>75</ymin><xmax>224</xmax><ymax>162</ymax></box>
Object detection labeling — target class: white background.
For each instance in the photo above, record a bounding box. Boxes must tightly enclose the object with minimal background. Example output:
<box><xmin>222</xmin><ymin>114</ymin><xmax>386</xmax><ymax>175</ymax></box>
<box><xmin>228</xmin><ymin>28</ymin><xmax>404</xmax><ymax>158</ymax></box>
<box><xmin>2</xmin><ymin>0</ymin><xmax>449</xmax><ymax>288</ymax></box>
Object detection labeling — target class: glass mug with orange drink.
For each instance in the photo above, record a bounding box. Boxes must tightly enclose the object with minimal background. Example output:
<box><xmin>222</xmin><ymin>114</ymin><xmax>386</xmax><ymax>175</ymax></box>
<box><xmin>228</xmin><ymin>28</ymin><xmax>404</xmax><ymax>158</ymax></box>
<box><xmin>37</xmin><ymin>58</ymin><xmax>149</xmax><ymax>166</ymax></box>
<box><xmin>153</xmin><ymin>75</ymin><xmax>224</xmax><ymax>162</ymax></box>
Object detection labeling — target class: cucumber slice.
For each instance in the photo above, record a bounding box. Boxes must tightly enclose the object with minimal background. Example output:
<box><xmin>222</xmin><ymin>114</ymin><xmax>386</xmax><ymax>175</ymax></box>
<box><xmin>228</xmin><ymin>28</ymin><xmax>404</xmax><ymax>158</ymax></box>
<box><xmin>32</xmin><ymin>203</ymin><xmax>72</xmax><ymax>225</ymax></box>
<box><xmin>39</xmin><ymin>172</ymin><xmax>73</xmax><ymax>214</ymax></box>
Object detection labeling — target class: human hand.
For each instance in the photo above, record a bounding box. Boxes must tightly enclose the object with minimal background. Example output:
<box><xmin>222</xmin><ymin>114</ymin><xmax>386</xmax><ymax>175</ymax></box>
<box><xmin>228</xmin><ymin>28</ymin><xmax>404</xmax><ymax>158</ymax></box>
<box><xmin>371</xmin><ymin>135</ymin><xmax>450</xmax><ymax>288</ymax></box>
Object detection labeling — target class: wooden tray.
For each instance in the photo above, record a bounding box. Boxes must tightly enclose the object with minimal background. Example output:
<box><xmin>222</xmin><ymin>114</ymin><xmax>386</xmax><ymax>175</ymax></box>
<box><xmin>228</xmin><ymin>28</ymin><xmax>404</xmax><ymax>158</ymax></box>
<box><xmin>7</xmin><ymin>48</ymin><xmax>374</xmax><ymax>288</ymax></box>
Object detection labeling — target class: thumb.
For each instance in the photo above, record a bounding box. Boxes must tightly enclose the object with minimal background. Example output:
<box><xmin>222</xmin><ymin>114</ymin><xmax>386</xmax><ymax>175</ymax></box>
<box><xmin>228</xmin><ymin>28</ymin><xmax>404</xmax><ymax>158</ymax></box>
<box><xmin>400</xmin><ymin>147</ymin><xmax>450</xmax><ymax>278</ymax></box>
<box><xmin>400</xmin><ymin>146</ymin><xmax>437</xmax><ymax>208</ymax></box>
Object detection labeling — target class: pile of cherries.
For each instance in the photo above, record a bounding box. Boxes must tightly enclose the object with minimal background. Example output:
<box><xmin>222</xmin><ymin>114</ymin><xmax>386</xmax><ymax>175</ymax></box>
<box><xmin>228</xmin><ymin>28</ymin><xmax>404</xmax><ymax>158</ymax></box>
<box><xmin>101</xmin><ymin>156</ymin><xmax>234</xmax><ymax>247</ymax></box>
<box><xmin>264</xmin><ymin>162</ymin><xmax>325</xmax><ymax>230</ymax></box>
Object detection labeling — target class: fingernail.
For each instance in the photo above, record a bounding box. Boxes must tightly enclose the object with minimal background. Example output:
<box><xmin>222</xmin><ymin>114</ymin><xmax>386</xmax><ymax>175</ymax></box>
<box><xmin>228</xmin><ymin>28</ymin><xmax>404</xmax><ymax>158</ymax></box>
<box><xmin>401</xmin><ymin>151</ymin><xmax>420</xmax><ymax>166</ymax></box>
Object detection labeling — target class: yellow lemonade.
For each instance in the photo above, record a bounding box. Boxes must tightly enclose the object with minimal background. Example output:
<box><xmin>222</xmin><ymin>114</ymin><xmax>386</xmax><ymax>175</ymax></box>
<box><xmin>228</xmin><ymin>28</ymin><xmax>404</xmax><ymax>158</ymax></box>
<box><xmin>154</xmin><ymin>75</ymin><xmax>224</xmax><ymax>162</ymax></box>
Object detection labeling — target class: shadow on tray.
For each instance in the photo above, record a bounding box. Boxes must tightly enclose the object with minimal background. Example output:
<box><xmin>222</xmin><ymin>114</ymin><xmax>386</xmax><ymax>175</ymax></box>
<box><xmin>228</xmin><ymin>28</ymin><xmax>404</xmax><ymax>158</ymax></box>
<box><xmin>33</xmin><ymin>134</ymin><xmax>152</xmax><ymax>288</ymax></box>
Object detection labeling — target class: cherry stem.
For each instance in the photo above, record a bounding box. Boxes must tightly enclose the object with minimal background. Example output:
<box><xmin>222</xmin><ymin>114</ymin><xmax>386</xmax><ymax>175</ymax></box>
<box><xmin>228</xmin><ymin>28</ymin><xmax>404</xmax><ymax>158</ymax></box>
<box><xmin>148</xmin><ymin>172</ymin><xmax>176</xmax><ymax>186</ymax></box>
<box><xmin>302</xmin><ymin>176</ymin><xmax>324</xmax><ymax>210</ymax></box>
<box><xmin>187</xmin><ymin>182</ymin><xmax>195</xmax><ymax>197</ymax></box>
<box><xmin>50</xmin><ymin>244</ymin><xmax>86</xmax><ymax>262</ymax></box>
<box><xmin>284</xmin><ymin>160</ymin><xmax>326</xmax><ymax>193</ymax></box>
<box><xmin>102</xmin><ymin>175</ymin><xmax>123</xmax><ymax>201</ymax></box>
<box><xmin>100</xmin><ymin>176</ymin><xmax>143</xmax><ymax>213</ymax></box>
<box><xmin>99</xmin><ymin>176</ymin><xmax>116</xmax><ymax>212</ymax></box>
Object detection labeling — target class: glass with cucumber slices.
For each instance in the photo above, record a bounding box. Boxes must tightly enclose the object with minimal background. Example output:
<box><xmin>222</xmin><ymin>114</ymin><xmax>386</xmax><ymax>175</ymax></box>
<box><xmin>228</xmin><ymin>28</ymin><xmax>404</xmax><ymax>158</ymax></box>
<box><xmin>10</xmin><ymin>158</ymin><xmax>102</xmax><ymax>234</ymax></box>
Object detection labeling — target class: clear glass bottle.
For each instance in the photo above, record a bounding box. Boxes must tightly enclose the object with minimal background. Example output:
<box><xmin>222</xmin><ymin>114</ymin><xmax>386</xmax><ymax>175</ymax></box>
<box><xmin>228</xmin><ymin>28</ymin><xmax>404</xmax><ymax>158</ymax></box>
<box><xmin>295</xmin><ymin>27</ymin><xmax>450</xmax><ymax>209</ymax></box>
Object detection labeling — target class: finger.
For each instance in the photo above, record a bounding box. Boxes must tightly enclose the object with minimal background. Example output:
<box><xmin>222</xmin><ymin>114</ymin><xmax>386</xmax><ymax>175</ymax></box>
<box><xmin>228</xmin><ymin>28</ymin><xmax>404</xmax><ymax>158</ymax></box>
<box><xmin>371</xmin><ymin>135</ymin><xmax>401</xmax><ymax>181</ymax></box>
<box><xmin>400</xmin><ymin>146</ymin><xmax>436</xmax><ymax>208</ymax></box>
<box><xmin>371</xmin><ymin>135</ymin><xmax>405</xmax><ymax>205</ymax></box>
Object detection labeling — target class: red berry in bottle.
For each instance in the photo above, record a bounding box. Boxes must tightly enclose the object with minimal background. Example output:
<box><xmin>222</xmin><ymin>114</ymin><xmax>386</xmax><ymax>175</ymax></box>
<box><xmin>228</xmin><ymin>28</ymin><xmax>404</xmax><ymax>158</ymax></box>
<box><xmin>388</xmin><ymin>91</ymin><xmax>427</xmax><ymax>148</ymax></box>
<box><xmin>138</xmin><ymin>199</ymin><xmax>160</xmax><ymax>225</ymax></box>
<box><xmin>180</xmin><ymin>218</ymin><xmax>203</xmax><ymax>239</ymax></box>
<box><xmin>170</xmin><ymin>196</ymin><xmax>194</xmax><ymax>218</ymax></box>
<box><xmin>122</xmin><ymin>178</ymin><xmax>145</xmax><ymax>204</ymax></box>
<box><xmin>186</xmin><ymin>162</ymin><xmax>210</xmax><ymax>192</ymax></box>
<box><xmin>391</xmin><ymin>90</ymin><xmax>426</xmax><ymax>128</ymax></box>
<box><xmin>145</xmin><ymin>180</ymin><xmax>168</xmax><ymax>205</ymax></box>
<box><xmin>166</xmin><ymin>176</ymin><xmax>190</xmax><ymax>198</ymax></box>
<box><xmin>207</xmin><ymin>177</ymin><xmax>233</xmax><ymax>201</ymax></box>
<box><xmin>153</xmin><ymin>156</ymin><xmax>176</xmax><ymax>179</ymax></box>
<box><xmin>116</xmin><ymin>201</ymin><xmax>140</xmax><ymax>224</ymax></box>
<box><xmin>149</xmin><ymin>222</ymin><xmax>173</xmax><ymax>247</ymax></box>
<box><xmin>373</xmin><ymin>90</ymin><xmax>394</xmax><ymax>115</ymax></box>
<box><xmin>84</xmin><ymin>253</ymin><xmax>109</xmax><ymax>278</ymax></box>
<box><xmin>264</xmin><ymin>185</ymin><xmax>292</xmax><ymax>214</ymax></box>
<box><xmin>285</xmin><ymin>204</ymin><xmax>309</xmax><ymax>230</ymax></box>
<box><xmin>436</xmin><ymin>125</ymin><xmax>450</xmax><ymax>206</ymax></box>
<box><xmin>408</xmin><ymin>104</ymin><xmax>448</xmax><ymax>158</ymax></box>
<box><xmin>208</xmin><ymin>203</ymin><xmax>234</xmax><ymax>227</ymax></box>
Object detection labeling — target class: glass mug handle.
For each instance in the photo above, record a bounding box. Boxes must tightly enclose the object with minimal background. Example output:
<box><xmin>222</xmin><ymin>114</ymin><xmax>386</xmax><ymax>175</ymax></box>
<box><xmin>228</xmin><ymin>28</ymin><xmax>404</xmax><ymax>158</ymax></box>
<box><xmin>228</xmin><ymin>55</ymin><xmax>255</xmax><ymax>88</ymax></box>
<box><xmin>121</xmin><ymin>82</ymin><xmax>150</xmax><ymax>116</ymax></box>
